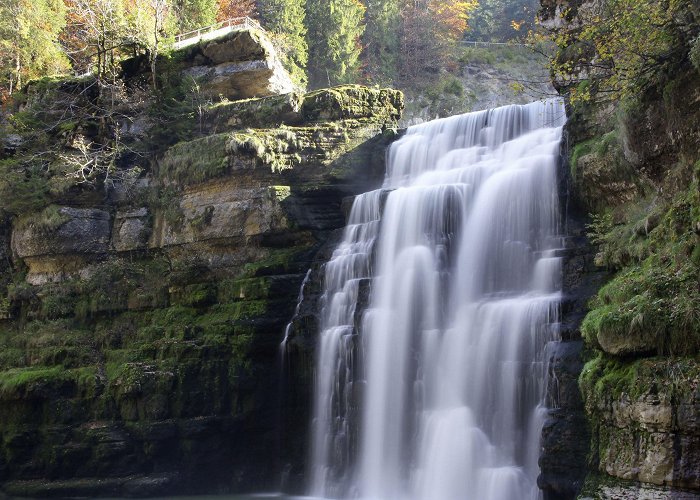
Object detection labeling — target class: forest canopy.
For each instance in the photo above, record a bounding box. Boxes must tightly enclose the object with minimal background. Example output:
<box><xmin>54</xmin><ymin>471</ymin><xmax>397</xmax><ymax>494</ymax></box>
<box><xmin>0</xmin><ymin>0</ymin><xmax>539</xmax><ymax>99</ymax></box>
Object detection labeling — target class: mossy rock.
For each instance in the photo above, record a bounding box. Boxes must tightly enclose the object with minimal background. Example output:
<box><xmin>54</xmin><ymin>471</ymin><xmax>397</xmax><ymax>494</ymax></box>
<box><xmin>301</xmin><ymin>85</ymin><xmax>403</xmax><ymax>123</ymax></box>
<box><xmin>569</xmin><ymin>131</ymin><xmax>650</xmax><ymax>214</ymax></box>
<box><xmin>205</xmin><ymin>92</ymin><xmax>304</xmax><ymax>131</ymax></box>
<box><xmin>158</xmin><ymin>134</ymin><xmax>231</xmax><ymax>185</ymax></box>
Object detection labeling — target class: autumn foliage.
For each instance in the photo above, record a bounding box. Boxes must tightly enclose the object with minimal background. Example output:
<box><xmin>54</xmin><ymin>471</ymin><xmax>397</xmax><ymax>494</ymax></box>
<box><xmin>0</xmin><ymin>0</ymin><xmax>482</xmax><ymax>96</ymax></box>
<box><xmin>216</xmin><ymin>0</ymin><xmax>256</xmax><ymax>21</ymax></box>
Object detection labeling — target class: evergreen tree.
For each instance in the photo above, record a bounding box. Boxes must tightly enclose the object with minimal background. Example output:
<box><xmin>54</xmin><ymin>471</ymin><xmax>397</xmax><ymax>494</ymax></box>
<box><xmin>470</xmin><ymin>0</ymin><xmax>538</xmax><ymax>42</ymax></box>
<box><xmin>257</xmin><ymin>0</ymin><xmax>308</xmax><ymax>87</ymax></box>
<box><xmin>0</xmin><ymin>0</ymin><xmax>69</xmax><ymax>97</ymax></box>
<box><xmin>175</xmin><ymin>0</ymin><xmax>218</xmax><ymax>32</ymax></box>
<box><xmin>306</xmin><ymin>0</ymin><xmax>365</xmax><ymax>88</ymax></box>
<box><xmin>363</xmin><ymin>0</ymin><xmax>400</xmax><ymax>84</ymax></box>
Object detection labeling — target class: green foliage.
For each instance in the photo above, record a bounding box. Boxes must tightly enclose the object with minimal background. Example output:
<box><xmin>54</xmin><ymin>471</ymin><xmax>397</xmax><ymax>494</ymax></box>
<box><xmin>542</xmin><ymin>0</ymin><xmax>694</xmax><ymax>104</ymax></box>
<box><xmin>0</xmin><ymin>159</ymin><xmax>51</xmax><ymax>217</ymax></box>
<box><xmin>0</xmin><ymin>0</ymin><xmax>69</xmax><ymax>96</ymax></box>
<box><xmin>175</xmin><ymin>0</ymin><xmax>218</xmax><ymax>32</ymax></box>
<box><xmin>129</xmin><ymin>0</ymin><xmax>178</xmax><ymax>89</ymax></box>
<box><xmin>258</xmin><ymin>0</ymin><xmax>309</xmax><ymax>86</ymax></box>
<box><xmin>306</xmin><ymin>0</ymin><xmax>366</xmax><ymax>87</ymax></box>
<box><xmin>362</xmin><ymin>0</ymin><xmax>400</xmax><ymax>85</ymax></box>
<box><xmin>469</xmin><ymin>0</ymin><xmax>539</xmax><ymax>42</ymax></box>
<box><xmin>582</xmin><ymin>169</ymin><xmax>700</xmax><ymax>357</ymax></box>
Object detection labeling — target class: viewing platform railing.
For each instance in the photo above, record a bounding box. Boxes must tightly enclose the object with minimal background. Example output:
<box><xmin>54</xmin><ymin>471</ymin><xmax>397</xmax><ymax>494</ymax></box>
<box><xmin>174</xmin><ymin>17</ymin><xmax>263</xmax><ymax>49</ymax></box>
<box><xmin>460</xmin><ymin>40</ymin><xmax>527</xmax><ymax>48</ymax></box>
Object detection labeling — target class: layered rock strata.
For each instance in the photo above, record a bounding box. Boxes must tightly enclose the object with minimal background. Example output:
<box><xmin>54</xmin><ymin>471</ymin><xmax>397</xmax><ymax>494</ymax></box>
<box><xmin>0</xmin><ymin>33</ymin><xmax>402</xmax><ymax>496</ymax></box>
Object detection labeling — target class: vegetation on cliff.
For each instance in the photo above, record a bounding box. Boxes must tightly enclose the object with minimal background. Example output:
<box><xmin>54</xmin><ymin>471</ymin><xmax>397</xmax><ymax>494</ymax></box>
<box><xmin>0</xmin><ymin>10</ymin><xmax>403</xmax><ymax>491</ymax></box>
<box><xmin>543</xmin><ymin>0</ymin><xmax>700</xmax><ymax>492</ymax></box>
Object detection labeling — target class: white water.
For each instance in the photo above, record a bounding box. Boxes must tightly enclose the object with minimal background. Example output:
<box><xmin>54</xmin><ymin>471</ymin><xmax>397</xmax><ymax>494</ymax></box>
<box><xmin>309</xmin><ymin>100</ymin><xmax>566</xmax><ymax>499</ymax></box>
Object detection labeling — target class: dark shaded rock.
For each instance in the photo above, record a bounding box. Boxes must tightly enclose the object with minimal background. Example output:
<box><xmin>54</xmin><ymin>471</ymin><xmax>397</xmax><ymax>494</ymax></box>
<box><xmin>540</xmin><ymin>341</ymin><xmax>589</xmax><ymax>500</ymax></box>
<box><xmin>112</xmin><ymin>208</ymin><xmax>151</xmax><ymax>252</ymax></box>
<box><xmin>12</xmin><ymin>207</ymin><xmax>111</xmax><ymax>259</ymax></box>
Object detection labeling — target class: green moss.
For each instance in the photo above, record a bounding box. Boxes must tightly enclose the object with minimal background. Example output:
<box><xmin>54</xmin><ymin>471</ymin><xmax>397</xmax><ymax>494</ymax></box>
<box><xmin>579</xmin><ymin>355</ymin><xmax>642</xmax><ymax>406</ymax></box>
<box><xmin>0</xmin><ymin>365</ymin><xmax>98</xmax><ymax>399</ymax></box>
<box><xmin>206</xmin><ymin>92</ymin><xmax>304</xmax><ymax>130</ymax></box>
<box><xmin>169</xmin><ymin>283</ymin><xmax>216</xmax><ymax>307</ymax></box>
<box><xmin>139</xmin><ymin>306</ymin><xmax>199</xmax><ymax>342</ymax></box>
<box><xmin>580</xmin><ymin>355</ymin><xmax>700</xmax><ymax>414</ymax></box>
<box><xmin>569</xmin><ymin>130</ymin><xmax>645</xmax><ymax>212</ymax></box>
<box><xmin>240</xmin><ymin>248</ymin><xmax>306</xmax><ymax>277</ymax></box>
<box><xmin>217</xmin><ymin>277</ymin><xmax>271</xmax><ymax>303</ymax></box>
<box><xmin>582</xmin><ymin>171</ymin><xmax>700</xmax><ymax>356</ymax></box>
<box><xmin>0</xmin><ymin>366</ymin><xmax>64</xmax><ymax>396</ymax></box>
<box><xmin>301</xmin><ymin>85</ymin><xmax>403</xmax><ymax>123</ymax></box>
<box><xmin>227</xmin><ymin>128</ymin><xmax>301</xmax><ymax>173</ymax></box>
<box><xmin>159</xmin><ymin>133</ymin><xmax>230</xmax><ymax>184</ymax></box>
<box><xmin>15</xmin><ymin>205</ymin><xmax>70</xmax><ymax>234</ymax></box>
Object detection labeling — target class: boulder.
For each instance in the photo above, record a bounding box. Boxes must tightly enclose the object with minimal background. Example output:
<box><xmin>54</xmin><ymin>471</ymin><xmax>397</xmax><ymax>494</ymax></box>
<box><xmin>180</xmin><ymin>29</ymin><xmax>294</xmax><ymax>100</ymax></box>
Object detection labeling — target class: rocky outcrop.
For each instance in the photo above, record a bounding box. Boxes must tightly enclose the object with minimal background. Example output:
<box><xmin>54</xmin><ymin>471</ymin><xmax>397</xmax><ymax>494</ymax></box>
<box><xmin>178</xmin><ymin>28</ymin><xmax>294</xmax><ymax>99</ymax></box>
<box><xmin>580</xmin><ymin>358</ymin><xmax>700</xmax><ymax>494</ymax></box>
<box><xmin>112</xmin><ymin>208</ymin><xmax>152</xmax><ymax>252</ymax></box>
<box><xmin>11</xmin><ymin>207</ymin><xmax>111</xmax><ymax>285</ymax></box>
<box><xmin>0</xmin><ymin>79</ymin><xmax>402</xmax><ymax>497</ymax></box>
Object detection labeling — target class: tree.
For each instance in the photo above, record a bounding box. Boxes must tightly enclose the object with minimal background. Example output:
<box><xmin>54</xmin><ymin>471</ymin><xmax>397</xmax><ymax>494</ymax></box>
<box><xmin>397</xmin><ymin>0</ymin><xmax>476</xmax><ymax>84</ymax></box>
<box><xmin>0</xmin><ymin>0</ymin><xmax>69</xmax><ymax>97</ymax></box>
<box><xmin>257</xmin><ymin>0</ymin><xmax>308</xmax><ymax>86</ymax></box>
<box><xmin>470</xmin><ymin>0</ymin><xmax>538</xmax><ymax>42</ymax></box>
<box><xmin>306</xmin><ymin>0</ymin><xmax>365</xmax><ymax>88</ymax></box>
<box><xmin>540</xmin><ymin>0</ymin><xmax>692</xmax><ymax>103</ymax></box>
<box><xmin>217</xmin><ymin>0</ymin><xmax>256</xmax><ymax>19</ymax></box>
<box><xmin>63</xmin><ymin>0</ymin><xmax>130</xmax><ymax>79</ymax></box>
<box><xmin>363</xmin><ymin>0</ymin><xmax>400</xmax><ymax>84</ymax></box>
<box><xmin>175</xmin><ymin>0</ymin><xmax>218</xmax><ymax>32</ymax></box>
<box><xmin>129</xmin><ymin>0</ymin><xmax>177</xmax><ymax>89</ymax></box>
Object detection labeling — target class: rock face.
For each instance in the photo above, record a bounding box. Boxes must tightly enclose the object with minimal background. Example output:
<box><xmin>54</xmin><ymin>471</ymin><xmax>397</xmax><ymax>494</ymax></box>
<box><xmin>179</xmin><ymin>28</ymin><xmax>295</xmax><ymax>99</ymax></box>
<box><xmin>0</xmin><ymin>67</ymin><xmax>402</xmax><ymax>497</ymax></box>
<box><xmin>538</xmin><ymin>170</ymin><xmax>608</xmax><ymax>499</ymax></box>
<box><xmin>540</xmin><ymin>0</ymin><xmax>700</xmax><ymax>497</ymax></box>
<box><xmin>580</xmin><ymin>358</ymin><xmax>700</xmax><ymax>493</ymax></box>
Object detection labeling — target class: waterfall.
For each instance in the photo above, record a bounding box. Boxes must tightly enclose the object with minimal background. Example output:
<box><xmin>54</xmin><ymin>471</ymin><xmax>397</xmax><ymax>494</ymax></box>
<box><xmin>309</xmin><ymin>99</ymin><xmax>566</xmax><ymax>499</ymax></box>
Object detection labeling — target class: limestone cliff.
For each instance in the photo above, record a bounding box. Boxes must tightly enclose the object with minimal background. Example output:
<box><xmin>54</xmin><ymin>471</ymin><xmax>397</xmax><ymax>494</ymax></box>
<box><xmin>0</xmin><ymin>27</ymin><xmax>402</xmax><ymax>498</ymax></box>
<box><xmin>540</xmin><ymin>1</ymin><xmax>700</xmax><ymax>498</ymax></box>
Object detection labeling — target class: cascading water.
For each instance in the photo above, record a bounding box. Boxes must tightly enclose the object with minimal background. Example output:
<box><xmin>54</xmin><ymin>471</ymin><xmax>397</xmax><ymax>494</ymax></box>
<box><xmin>309</xmin><ymin>99</ymin><xmax>567</xmax><ymax>499</ymax></box>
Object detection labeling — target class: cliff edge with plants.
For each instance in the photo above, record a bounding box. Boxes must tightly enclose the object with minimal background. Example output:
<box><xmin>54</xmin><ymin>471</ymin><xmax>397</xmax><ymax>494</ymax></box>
<box><xmin>0</xmin><ymin>27</ymin><xmax>403</xmax><ymax>498</ymax></box>
<box><xmin>540</xmin><ymin>0</ymin><xmax>700</xmax><ymax>497</ymax></box>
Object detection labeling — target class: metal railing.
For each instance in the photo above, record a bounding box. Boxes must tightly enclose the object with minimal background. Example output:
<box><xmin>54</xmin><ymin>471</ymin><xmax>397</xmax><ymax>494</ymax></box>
<box><xmin>460</xmin><ymin>40</ymin><xmax>527</xmax><ymax>48</ymax></box>
<box><xmin>174</xmin><ymin>17</ymin><xmax>263</xmax><ymax>47</ymax></box>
